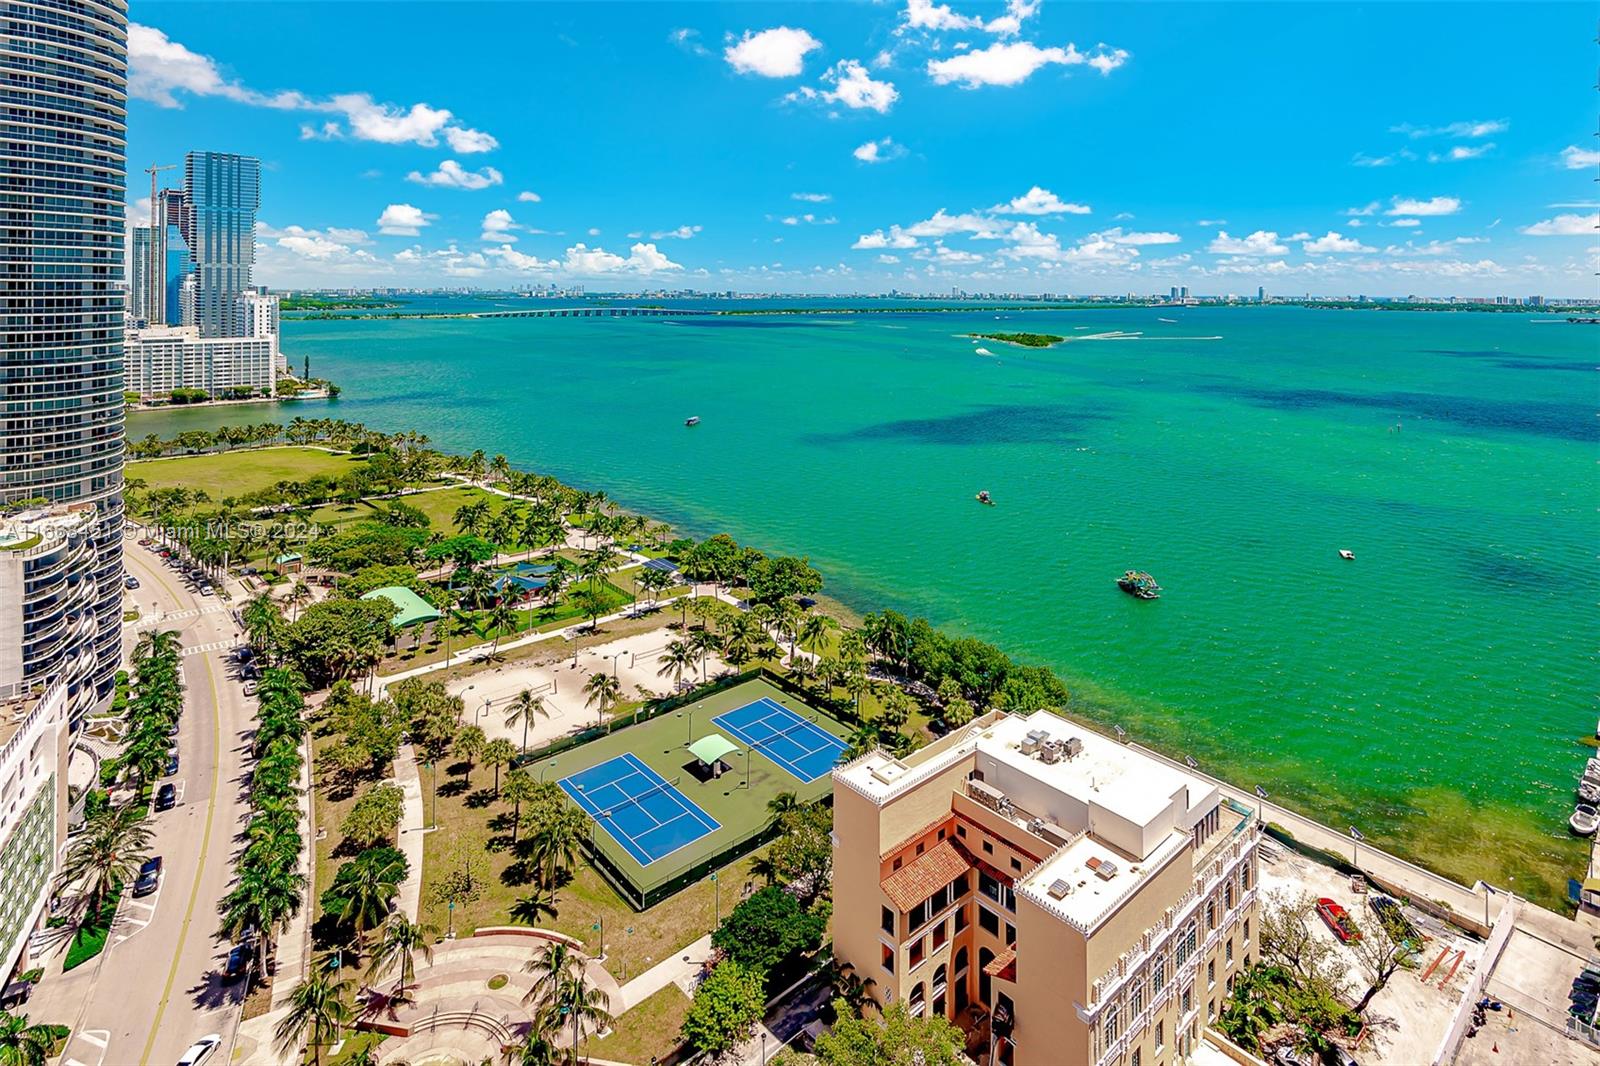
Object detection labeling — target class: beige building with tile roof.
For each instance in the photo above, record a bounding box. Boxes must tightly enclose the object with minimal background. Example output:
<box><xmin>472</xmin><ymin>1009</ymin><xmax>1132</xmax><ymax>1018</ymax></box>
<box><xmin>832</xmin><ymin>709</ymin><xmax>1261</xmax><ymax>1066</ymax></box>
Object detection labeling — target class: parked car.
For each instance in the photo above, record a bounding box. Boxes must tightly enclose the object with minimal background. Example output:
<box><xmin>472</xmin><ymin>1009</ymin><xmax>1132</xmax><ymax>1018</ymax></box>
<box><xmin>165</xmin><ymin>751</ymin><xmax>179</xmax><ymax>776</ymax></box>
<box><xmin>124</xmin><ymin>575</ymin><xmax>140</xmax><ymax>590</ymax></box>
<box><xmin>240</xmin><ymin>663</ymin><xmax>259</xmax><ymax>680</ymax></box>
<box><xmin>223</xmin><ymin>942</ymin><xmax>250</xmax><ymax>982</ymax></box>
<box><xmin>154</xmin><ymin>783</ymin><xmax>176</xmax><ymax>811</ymax></box>
<box><xmin>199</xmin><ymin>584</ymin><xmax>215</xmax><ymax>597</ymax></box>
<box><xmin>242</xmin><ymin>681</ymin><xmax>257</xmax><ymax>697</ymax></box>
<box><xmin>1274</xmin><ymin>1049</ymin><xmax>1314</xmax><ymax>1066</ymax></box>
<box><xmin>132</xmin><ymin>856</ymin><xmax>162</xmax><ymax>897</ymax></box>
<box><xmin>176</xmin><ymin>1035</ymin><xmax>221</xmax><ymax>1066</ymax></box>
<box><xmin>137</xmin><ymin>537</ymin><xmax>152</xmax><ymax>546</ymax></box>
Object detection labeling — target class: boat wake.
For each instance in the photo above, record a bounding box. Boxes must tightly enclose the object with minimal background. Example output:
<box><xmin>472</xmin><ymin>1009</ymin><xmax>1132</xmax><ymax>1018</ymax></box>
<box><xmin>974</xmin><ymin>347</ymin><xmax>994</xmax><ymax>356</ymax></box>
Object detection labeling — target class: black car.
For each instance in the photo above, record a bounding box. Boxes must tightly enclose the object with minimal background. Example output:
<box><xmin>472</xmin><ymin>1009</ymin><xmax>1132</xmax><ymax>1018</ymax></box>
<box><xmin>133</xmin><ymin>856</ymin><xmax>162</xmax><ymax>897</ymax></box>
<box><xmin>165</xmin><ymin>751</ymin><xmax>179</xmax><ymax>776</ymax></box>
<box><xmin>154</xmin><ymin>783</ymin><xmax>176</xmax><ymax>811</ymax></box>
<box><xmin>223</xmin><ymin>941</ymin><xmax>251</xmax><ymax>982</ymax></box>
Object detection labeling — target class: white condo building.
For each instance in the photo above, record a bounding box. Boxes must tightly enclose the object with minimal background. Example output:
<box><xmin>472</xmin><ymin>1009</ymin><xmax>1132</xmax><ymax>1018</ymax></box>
<box><xmin>125</xmin><ymin>291</ymin><xmax>280</xmax><ymax>400</ymax></box>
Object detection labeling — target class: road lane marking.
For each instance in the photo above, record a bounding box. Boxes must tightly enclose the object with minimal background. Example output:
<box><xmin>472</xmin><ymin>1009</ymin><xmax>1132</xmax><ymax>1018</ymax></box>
<box><xmin>139</xmin><ymin>628</ymin><xmax>224</xmax><ymax>1065</ymax></box>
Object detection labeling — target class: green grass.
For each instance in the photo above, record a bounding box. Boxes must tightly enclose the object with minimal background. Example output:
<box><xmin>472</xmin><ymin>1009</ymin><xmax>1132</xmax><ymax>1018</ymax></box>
<box><xmin>965</xmin><ymin>331</ymin><xmax>1065</xmax><ymax>348</ymax></box>
<box><xmin>583</xmin><ymin>983</ymin><xmax>690</xmax><ymax>1063</ymax></box>
<box><xmin>63</xmin><ymin>885</ymin><xmax>122</xmax><ymax>971</ymax></box>
<box><xmin>128</xmin><ymin>446</ymin><xmax>369</xmax><ymax>502</ymax></box>
<box><xmin>532</xmin><ymin>677</ymin><xmax>847</xmax><ymax>899</ymax></box>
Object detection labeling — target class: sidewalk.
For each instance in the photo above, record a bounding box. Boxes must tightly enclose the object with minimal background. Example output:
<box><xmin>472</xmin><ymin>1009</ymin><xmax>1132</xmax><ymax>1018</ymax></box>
<box><xmin>394</xmin><ymin>743</ymin><xmax>427</xmax><ymax>921</ymax></box>
<box><xmin>615</xmin><ymin>933</ymin><xmax>712</xmax><ymax>1011</ymax></box>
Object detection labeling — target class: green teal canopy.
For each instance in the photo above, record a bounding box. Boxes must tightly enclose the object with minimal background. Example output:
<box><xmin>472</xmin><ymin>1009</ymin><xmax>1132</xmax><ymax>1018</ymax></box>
<box><xmin>689</xmin><ymin>734</ymin><xmax>740</xmax><ymax>767</ymax></box>
<box><xmin>360</xmin><ymin>586</ymin><xmax>441</xmax><ymax>628</ymax></box>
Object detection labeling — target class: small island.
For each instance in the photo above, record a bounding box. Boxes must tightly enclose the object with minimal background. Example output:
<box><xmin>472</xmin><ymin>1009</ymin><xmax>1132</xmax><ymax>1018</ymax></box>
<box><xmin>279</xmin><ymin>295</ymin><xmax>401</xmax><ymax>312</ymax></box>
<box><xmin>965</xmin><ymin>331</ymin><xmax>1066</xmax><ymax>348</ymax></box>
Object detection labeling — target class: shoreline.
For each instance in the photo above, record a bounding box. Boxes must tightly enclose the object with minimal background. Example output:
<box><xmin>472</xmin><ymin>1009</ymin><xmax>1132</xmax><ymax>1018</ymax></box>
<box><xmin>126</xmin><ymin>388</ymin><xmax>332</xmax><ymax>413</ymax></box>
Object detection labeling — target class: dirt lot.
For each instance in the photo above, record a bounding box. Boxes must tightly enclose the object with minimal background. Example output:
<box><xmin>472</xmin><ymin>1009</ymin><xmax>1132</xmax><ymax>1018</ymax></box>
<box><xmin>1258</xmin><ymin>839</ymin><xmax>1483</xmax><ymax>1065</ymax></box>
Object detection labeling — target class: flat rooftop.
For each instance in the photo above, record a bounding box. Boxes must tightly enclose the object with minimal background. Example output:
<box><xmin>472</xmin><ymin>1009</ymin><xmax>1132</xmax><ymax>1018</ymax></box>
<box><xmin>1019</xmin><ymin>825</ymin><xmax>1191</xmax><ymax>932</ymax></box>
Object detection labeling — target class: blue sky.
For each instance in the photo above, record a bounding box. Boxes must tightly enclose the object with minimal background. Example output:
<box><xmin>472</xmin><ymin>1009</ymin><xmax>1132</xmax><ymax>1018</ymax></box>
<box><xmin>129</xmin><ymin>1</ymin><xmax>1597</xmax><ymax>295</ymax></box>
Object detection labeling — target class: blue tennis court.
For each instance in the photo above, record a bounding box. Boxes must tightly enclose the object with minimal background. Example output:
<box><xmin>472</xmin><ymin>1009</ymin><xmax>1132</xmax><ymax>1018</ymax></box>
<box><xmin>712</xmin><ymin>698</ymin><xmax>848</xmax><ymax>783</ymax></box>
<box><xmin>559</xmin><ymin>753</ymin><xmax>720</xmax><ymax>866</ymax></box>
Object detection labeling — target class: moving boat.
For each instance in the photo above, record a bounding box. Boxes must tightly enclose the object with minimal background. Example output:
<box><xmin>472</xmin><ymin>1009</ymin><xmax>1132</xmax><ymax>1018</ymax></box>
<box><xmin>975</xmin><ymin>491</ymin><xmax>995</xmax><ymax>506</ymax></box>
<box><xmin>1573</xmin><ymin>804</ymin><xmax>1600</xmax><ymax>837</ymax></box>
<box><xmin>1117</xmin><ymin>570</ymin><xmax>1162</xmax><ymax>600</ymax></box>
<box><xmin>1338</xmin><ymin>549</ymin><xmax>1355</xmax><ymax>560</ymax></box>
<box><xmin>684</xmin><ymin>416</ymin><xmax>701</xmax><ymax>427</ymax></box>
<box><xmin>1316</xmin><ymin>897</ymin><xmax>1361</xmax><ymax>942</ymax></box>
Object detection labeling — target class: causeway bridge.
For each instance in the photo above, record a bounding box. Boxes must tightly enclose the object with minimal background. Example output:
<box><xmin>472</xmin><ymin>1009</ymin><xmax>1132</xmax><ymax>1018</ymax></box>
<box><xmin>469</xmin><ymin>306</ymin><xmax>718</xmax><ymax>319</ymax></box>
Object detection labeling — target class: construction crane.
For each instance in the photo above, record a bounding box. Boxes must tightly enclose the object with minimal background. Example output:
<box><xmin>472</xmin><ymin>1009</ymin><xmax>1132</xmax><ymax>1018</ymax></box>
<box><xmin>143</xmin><ymin>163</ymin><xmax>176</xmax><ymax>323</ymax></box>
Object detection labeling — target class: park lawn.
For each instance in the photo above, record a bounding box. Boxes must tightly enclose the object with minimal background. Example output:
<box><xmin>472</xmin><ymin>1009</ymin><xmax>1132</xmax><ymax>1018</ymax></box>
<box><xmin>415</xmin><ymin>744</ymin><xmax>768</xmax><ymax>980</ymax></box>
<box><xmin>583</xmin><ymin>984</ymin><xmax>690</xmax><ymax>1063</ymax></box>
<box><xmin>128</xmin><ymin>446</ymin><xmax>367</xmax><ymax>501</ymax></box>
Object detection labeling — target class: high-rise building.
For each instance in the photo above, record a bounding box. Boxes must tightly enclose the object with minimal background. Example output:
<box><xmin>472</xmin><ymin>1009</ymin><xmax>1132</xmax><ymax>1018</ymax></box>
<box><xmin>1179</xmin><ymin>285</ymin><xmax>1190</xmax><ymax>300</ymax></box>
<box><xmin>0</xmin><ymin>0</ymin><xmax>128</xmax><ymax>714</ymax></box>
<box><xmin>131</xmin><ymin>225</ymin><xmax>153</xmax><ymax>325</ymax></box>
<box><xmin>1257</xmin><ymin>286</ymin><xmax>1266</xmax><ymax>303</ymax></box>
<box><xmin>833</xmin><ymin>710</ymin><xmax>1260</xmax><ymax>1066</ymax></box>
<box><xmin>180</xmin><ymin>152</ymin><xmax>260</xmax><ymax>337</ymax></box>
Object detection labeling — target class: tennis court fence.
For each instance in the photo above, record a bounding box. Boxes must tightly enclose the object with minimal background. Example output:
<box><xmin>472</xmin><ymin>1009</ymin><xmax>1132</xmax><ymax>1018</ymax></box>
<box><xmin>585</xmin><ymin>814</ymin><xmax>783</xmax><ymax>912</ymax></box>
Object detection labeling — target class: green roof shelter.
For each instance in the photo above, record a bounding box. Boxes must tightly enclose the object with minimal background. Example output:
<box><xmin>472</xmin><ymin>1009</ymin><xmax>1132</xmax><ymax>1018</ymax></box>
<box><xmin>689</xmin><ymin>734</ymin><xmax>740</xmax><ymax>778</ymax></box>
<box><xmin>361</xmin><ymin>586</ymin><xmax>441</xmax><ymax>628</ymax></box>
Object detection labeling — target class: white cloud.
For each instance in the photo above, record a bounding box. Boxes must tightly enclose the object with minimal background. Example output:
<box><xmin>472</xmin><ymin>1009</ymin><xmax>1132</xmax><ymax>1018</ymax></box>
<box><xmin>1561</xmin><ymin>146</ymin><xmax>1600</xmax><ymax>170</ymax></box>
<box><xmin>902</xmin><ymin>0</ymin><xmax>1040</xmax><ymax>38</ymax></box>
<box><xmin>129</xmin><ymin>26</ymin><xmax>499</xmax><ymax>154</ymax></box>
<box><xmin>1386</xmin><ymin>218</ymin><xmax>1421</xmax><ymax>228</ymax></box>
<box><xmin>1387</xmin><ymin>196</ymin><xmax>1460</xmax><ymax>217</ymax></box>
<box><xmin>724</xmin><ymin>27</ymin><xmax>821</xmax><ymax>77</ymax></box>
<box><xmin>669</xmin><ymin>28</ymin><xmax>711</xmax><ymax>57</ymax></box>
<box><xmin>650</xmin><ymin>225</ymin><xmax>703</xmax><ymax>240</ymax></box>
<box><xmin>905</xmin><ymin>209</ymin><xmax>1006</xmax><ymax>239</ymax></box>
<box><xmin>517</xmin><ymin>191</ymin><xmax>542</xmax><ymax>203</ymax></box>
<box><xmin>792</xmin><ymin>192</ymin><xmax>832</xmax><ymax>203</ymax></box>
<box><xmin>1344</xmin><ymin>202</ymin><xmax>1379</xmax><ymax>217</ymax></box>
<box><xmin>1206</xmin><ymin>230</ymin><xmax>1287</xmax><ymax>256</ymax></box>
<box><xmin>406</xmin><ymin>159</ymin><xmax>504</xmax><ymax>190</ymax></box>
<box><xmin>927</xmin><ymin>40</ymin><xmax>1126</xmax><ymax>87</ymax></box>
<box><xmin>1391</xmin><ymin>119</ymin><xmax>1507</xmax><ymax>139</ymax></box>
<box><xmin>1435</xmin><ymin>143</ymin><xmax>1493</xmax><ymax>161</ymax></box>
<box><xmin>480</xmin><ymin>209</ymin><xmax>519</xmax><ymax>242</ymax></box>
<box><xmin>1097</xmin><ymin>227</ymin><xmax>1180</xmax><ymax>246</ymax></box>
<box><xmin>876</xmin><ymin>254</ymin><xmax>901</xmax><ymax>264</ymax></box>
<box><xmin>1519</xmin><ymin>213</ymin><xmax>1598</xmax><ymax>237</ymax></box>
<box><xmin>1301</xmin><ymin>231</ymin><xmax>1375</xmax><ymax>254</ymax></box>
<box><xmin>1382</xmin><ymin>238</ymin><xmax>1490</xmax><ymax>256</ymax></box>
<box><xmin>256</xmin><ymin>222</ymin><xmax>380</xmax><ymax>263</ymax></box>
<box><xmin>991</xmin><ymin>186</ymin><xmax>1091</xmax><ymax>215</ymax></box>
<box><xmin>853</xmin><ymin>137</ymin><xmax>906</xmax><ymax>163</ymax></box>
<box><xmin>852</xmin><ymin>227</ymin><xmax>920</xmax><ymax>250</ymax></box>
<box><xmin>790</xmin><ymin>60</ymin><xmax>899</xmax><ymax>113</ymax></box>
<box><xmin>376</xmin><ymin>203</ymin><xmax>434</xmax><ymax>236</ymax></box>
<box><xmin>1196</xmin><ymin>218</ymin><xmax>1228</xmax><ymax>227</ymax></box>
<box><xmin>485</xmin><ymin>245</ymin><xmax>559</xmax><ymax>272</ymax></box>
<box><xmin>779</xmin><ymin>213</ymin><xmax>836</xmax><ymax>226</ymax></box>
<box><xmin>562</xmin><ymin>242</ymin><xmax>682</xmax><ymax>275</ymax></box>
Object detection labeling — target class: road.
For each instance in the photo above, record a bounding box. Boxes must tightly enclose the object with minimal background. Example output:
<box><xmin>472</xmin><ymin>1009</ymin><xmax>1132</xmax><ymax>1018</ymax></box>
<box><xmin>39</xmin><ymin>542</ymin><xmax>259</xmax><ymax>1066</ymax></box>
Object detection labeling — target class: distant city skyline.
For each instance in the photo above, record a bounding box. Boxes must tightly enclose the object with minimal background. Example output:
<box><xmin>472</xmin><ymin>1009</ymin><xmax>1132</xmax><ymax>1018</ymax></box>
<box><xmin>126</xmin><ymin>2</ymin><xmax>1597</xmax><ymax>295</ymax></box>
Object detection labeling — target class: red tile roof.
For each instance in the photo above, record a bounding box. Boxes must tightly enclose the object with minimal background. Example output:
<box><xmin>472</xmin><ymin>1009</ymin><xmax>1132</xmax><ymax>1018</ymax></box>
<box><xmin>984</xmin><ymin>945</ymin><xmax>1017</xmax><ymax>981</ymax></box>
<box><xmin>881</xmin><ymin>838</ymin><xmax>971</xmax><ymax>912</ymax></box>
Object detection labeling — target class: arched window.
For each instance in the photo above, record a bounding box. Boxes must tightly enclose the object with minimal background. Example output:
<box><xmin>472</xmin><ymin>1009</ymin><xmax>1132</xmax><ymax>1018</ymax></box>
<box><xmin>954</xmin><ymin>946</ymin><xmax>970</xmax><ymax>974</ymax></box>
<box><xmin>933</xmin><ymin>963</ymin><xmax>949</xmax><ymax>995</ymax></box>
<box><xmin>909</xmin><ymin>982</ymin><xmax>927</xmax><ymax>1017</ymax></box>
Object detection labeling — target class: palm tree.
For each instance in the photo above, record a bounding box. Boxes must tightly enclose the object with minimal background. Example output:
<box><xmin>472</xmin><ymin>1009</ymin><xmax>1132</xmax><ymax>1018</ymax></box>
<box><xmin>798</xmin><ymin>612</ymin><xmax>838</xmax><ymax>664</ymax></box>
<box><xmin>274</xmin><ymin>968</ymin><xmax>353</xmax><ymax>1066</ymax></box>
<box><xmin>502</xmin><ymin>1007</ymin><xmax>562</xmax><ymax>1066</ymax></box>
<box><xmin>767</xmin><ymin>792</ymin><xmax>800</xmax><ymax>821</ymax></box>
<box><xmin>529</xmin><ymin>808</ymin><xmax>587</xmax><ymax>896</ymax></box>
<box><xmin>364</xmin><ymin>914</ymin><xmax>437</xmax><ymax>997</ymax></box>
<box><xmin>521</xmin><ymin>940</ymin><xmax>582</xmax><ymax>1011</ymax></box>
<box><xmin>501</xmin><ymin>770</ymin><xmax>538</xmax><ymax>843</ymax></box>
<box><xmin>59</xmin><ymin>805</ymin><xmax>153</xmax><ymax>919</ymax></box>
<box><xmin>521</xmin><ymin>941</ymin><xmax>614</xmax><ymax>1063</ymax></box>
<box><xmin>688</xmin><ymin>627</ymin><xmax>720</xmax><ymax>683</ymax></box>
<box><xmin>504</xmin><ymin>690</ymin><xmax>548</xmax><ymax>755</ymax></box>
<box><xmin>655</xmin><ymin>640</ymin><xmax>695</xmax><ymax>694</ymax></box>
<box><xmin>453</xmin><ymin>724</ymin><xmax>486</xmax><ymax>786</ymax></box>
<box><xmin>582</xmin><ymin>671</ymin><xmax>621</xmax><ymax>731</ymax></box>
<box><xmin>509</xmin><ymin>883</ymin><xmax>559</xmax><ymax>926</ymax></box>
<box><xmin>0</xmin><ymin>1012</ymin><xmax>59</xmax><ymax>1066</ymax></box>
<box><xmin>286</xmin><ymin>580</ymin><xmax>313</xmax><ymax>621</ymax></box>
<box><xmin>483</xmin><ymin>738</ymin><xmax>518</xmax><ymax>797</ymax></box>
<box><xmin>488</xmin><ymin>598</ymin><xmax>518</xmax><ymax>657</ymax></box>
<box><xmin>844</xmin><ymin>722</ymin><xmax>881</xmax><ymax>759</ymax></box>
<box><xmin>335</xmin><ymin>856</ymin><xmax>402</xmax><ymax>950</ymax></box>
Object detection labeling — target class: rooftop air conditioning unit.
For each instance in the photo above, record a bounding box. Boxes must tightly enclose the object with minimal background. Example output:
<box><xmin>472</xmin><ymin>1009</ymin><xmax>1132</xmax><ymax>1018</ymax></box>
<box><xmin>1039</xmin><ymin>740</ymin><xmax>1063</xmax><ymax>764</ymax></box>
<box><xmin>1064</xmin><ymin>736</ymin><xmax>1085</xmax><ymax>759</ymax></box>
<box><xmin>1028</xmin><ymin>817</ymin><xmax>1046</xmax><ymax>834</ymax></box>
<box><xmin>1095</xmin><ymin>860</ymin><xmax>1119</xmax><ymax>881</ymax></box>
<box><xmin>1021</xmin><ymin>729</ymin><xmax>1049</xmax><ymax>755</ymax></box>
<box><xmin>1048</xmin><ymin>878</ymin><xmax>1072</xmax><ymax>900</ymax></box>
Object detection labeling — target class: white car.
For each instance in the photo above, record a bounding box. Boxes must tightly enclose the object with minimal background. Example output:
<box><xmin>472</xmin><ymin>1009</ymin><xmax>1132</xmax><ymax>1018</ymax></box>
<box><xmin>176</xmin><ymin>1034</ymin><xmax>221</xmax><ymax>1066</ymax></box>
<box><xmin>199</xmin><ymin>585</ymin><xmax>215</xmax><ymax>597</ymax></box>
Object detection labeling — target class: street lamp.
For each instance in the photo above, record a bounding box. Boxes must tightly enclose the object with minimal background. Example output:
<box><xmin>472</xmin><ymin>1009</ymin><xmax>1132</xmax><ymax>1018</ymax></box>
<box><xmin>1348</xmin><ymin>825</ymin><xmax>1365</xmax><ymax>866</ymax></box>
<box><xmin>711</xmin><ymin>871</ymin><xmax>720</xmax><ymax>929</ymax></box>
<box><xmin>593</xmin><ymin>917</ymin><xmax>606</xmax><ymax>960</ymax></box>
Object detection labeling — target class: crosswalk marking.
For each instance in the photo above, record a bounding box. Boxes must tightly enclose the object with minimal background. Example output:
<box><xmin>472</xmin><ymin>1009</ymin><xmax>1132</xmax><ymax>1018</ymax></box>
<box><xmin>180</xmin><ymin>639</ymin><xmax>237</xmax><ymax>657</ymax></box>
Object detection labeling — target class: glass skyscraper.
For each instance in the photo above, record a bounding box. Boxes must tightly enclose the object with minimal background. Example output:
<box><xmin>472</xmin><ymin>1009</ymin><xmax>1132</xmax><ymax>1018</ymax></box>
<box><xmin>0</xmin><ymin>0</ymin><xmax>128</xmax><ymax>711</ymax></box>
<box><xmin>181</xmin><ymin>151</ymin><xmax>260</xmax><ymax>338</ymax></box>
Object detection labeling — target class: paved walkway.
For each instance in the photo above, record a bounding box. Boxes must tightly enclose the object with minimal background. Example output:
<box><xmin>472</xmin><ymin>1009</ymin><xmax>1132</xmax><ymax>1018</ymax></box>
<box><xmin>394</xmin><ymin>742</ymin><xmax>427</xmax><ymax>921</ymax></box>
<box><xmin>615</xmin><ymin>933</ymin><xmax>713</xmax><ymax>1010</ymax></box>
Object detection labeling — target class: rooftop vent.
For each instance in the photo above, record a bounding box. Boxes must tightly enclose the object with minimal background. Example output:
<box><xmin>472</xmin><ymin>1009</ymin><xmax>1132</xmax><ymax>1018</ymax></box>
<box><xmin>1064</xmin><ymin>736</ymin><xmax>1084</xmax><ymax>758</ymax></box>
<box><xmin>1048</xmin><ymin>878</ymin><xmax>1072</xmax><ymax>900</ymax></box>
<box><xmin>1021</xmin><ymin>729</ymin><xmax>1050</xmax><ymax>755</ymax></box>
<box><xmin>1095</xmin><ymin>860</ymin><xmax>1120</xmax><ymax>881</ymax></box>
<box><xmin>1039</xmin><ymin>739</ymin><xmax>1063</xmax><ymax>764</ymax></box>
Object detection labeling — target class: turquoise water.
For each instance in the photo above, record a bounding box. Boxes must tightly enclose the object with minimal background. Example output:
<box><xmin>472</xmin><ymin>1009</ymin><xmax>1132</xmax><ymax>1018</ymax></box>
<box><xmin>133</xmin><ymin>304</ymin><xmax>1598</xmax><ymax>897</ymax></box>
